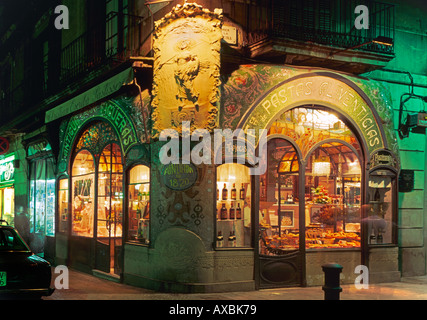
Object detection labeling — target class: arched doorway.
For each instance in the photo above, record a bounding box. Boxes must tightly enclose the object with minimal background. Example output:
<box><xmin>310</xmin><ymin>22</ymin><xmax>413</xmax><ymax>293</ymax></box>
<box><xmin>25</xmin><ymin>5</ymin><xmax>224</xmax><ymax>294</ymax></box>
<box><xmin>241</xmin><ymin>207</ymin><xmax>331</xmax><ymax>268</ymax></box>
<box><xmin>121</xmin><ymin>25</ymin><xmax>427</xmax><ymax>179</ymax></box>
<box><xmin>96</xmin><ymin>143</ymin><xmax>123</xmax><ymax>275</ymax></box>
<box><xmin>69</xmin><ymin>121</ymin><xmax>124</xmax><ymax>276</ymax></box>
<box><xmin>257</xmin><ymin>106</ymin><xmax>363</xmax><ymax>288</ymax></box>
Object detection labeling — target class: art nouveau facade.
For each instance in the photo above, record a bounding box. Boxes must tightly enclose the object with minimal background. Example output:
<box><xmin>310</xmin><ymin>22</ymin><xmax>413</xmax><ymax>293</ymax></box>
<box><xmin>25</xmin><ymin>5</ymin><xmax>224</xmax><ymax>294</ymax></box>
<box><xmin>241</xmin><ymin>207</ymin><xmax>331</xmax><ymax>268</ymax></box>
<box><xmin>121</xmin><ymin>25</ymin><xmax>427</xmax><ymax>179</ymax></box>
<box><xmin>0</xmin><ymin>0</ymin><xmax>426</xmax><ymax>292</ymax></box>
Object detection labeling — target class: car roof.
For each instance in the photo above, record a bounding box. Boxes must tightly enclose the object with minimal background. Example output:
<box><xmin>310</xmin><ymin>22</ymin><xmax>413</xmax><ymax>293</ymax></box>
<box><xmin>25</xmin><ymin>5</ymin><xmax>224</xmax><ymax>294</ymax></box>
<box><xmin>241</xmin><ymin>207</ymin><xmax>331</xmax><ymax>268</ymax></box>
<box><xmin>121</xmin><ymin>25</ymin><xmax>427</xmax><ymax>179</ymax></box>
<box><xmin>0</xmin><ymin>220</ymin><xmax>12</xmax><ymax>228</ymax></box>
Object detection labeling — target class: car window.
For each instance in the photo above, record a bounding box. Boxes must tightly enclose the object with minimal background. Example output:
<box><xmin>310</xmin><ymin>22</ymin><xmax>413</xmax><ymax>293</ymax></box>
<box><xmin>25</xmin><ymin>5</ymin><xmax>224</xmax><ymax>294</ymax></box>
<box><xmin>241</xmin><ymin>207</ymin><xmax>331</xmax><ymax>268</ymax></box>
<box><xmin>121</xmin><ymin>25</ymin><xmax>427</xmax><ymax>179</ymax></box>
<box><xmin>0</xmin><ymin>229</ymin><xmax>29</xmax><ymax>251</ymax></box>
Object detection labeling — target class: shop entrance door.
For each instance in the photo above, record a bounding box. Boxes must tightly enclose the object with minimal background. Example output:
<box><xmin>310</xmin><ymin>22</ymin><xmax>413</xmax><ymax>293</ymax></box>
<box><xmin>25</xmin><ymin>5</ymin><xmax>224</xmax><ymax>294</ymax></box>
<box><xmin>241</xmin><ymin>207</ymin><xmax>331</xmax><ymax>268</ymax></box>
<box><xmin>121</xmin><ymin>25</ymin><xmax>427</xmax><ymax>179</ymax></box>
<box><xmin>95</xmin><ymin>143</ymin><xmax>123</xmax><ymax>276</ymax></box>
<box><xmin>257</xmin><ymin>138</ymin><xmax>304</xmax><ymax>288</ymax></box>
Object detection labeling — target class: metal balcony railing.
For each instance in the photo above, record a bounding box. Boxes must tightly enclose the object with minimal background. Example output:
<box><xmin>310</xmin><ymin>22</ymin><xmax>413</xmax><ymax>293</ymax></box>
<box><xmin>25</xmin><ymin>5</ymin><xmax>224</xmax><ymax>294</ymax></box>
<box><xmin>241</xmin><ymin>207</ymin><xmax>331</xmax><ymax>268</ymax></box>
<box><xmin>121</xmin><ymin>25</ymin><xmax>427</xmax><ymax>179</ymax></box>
<box><xmin>270</xmin><ymin>0</ymin><xmax>395</xmax><ymax>54</ymax></box>
<box><xmin>247</xmin><ymin>0</ymin><xmax>394</xmax><ymax>54</ymax></box>
<box><xmin>0</xmin><ymin>11</ymin><xmax>146</xmax><ymax>125</ymax></box>
<box><xmin>60</xmin><ymin>11</ymin><xmax>145</xmax><ymax>85</ymax></box>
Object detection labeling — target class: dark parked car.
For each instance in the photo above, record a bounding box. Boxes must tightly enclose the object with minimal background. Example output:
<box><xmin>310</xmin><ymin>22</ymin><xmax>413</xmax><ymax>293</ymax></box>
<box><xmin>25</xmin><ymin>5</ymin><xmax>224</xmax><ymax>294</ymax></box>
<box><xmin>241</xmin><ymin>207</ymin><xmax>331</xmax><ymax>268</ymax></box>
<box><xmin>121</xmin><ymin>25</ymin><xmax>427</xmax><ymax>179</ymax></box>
<box><xmin>0</xmin><ymin>220</ymin><xmax>54</xmax><ymax>299</ymax></box>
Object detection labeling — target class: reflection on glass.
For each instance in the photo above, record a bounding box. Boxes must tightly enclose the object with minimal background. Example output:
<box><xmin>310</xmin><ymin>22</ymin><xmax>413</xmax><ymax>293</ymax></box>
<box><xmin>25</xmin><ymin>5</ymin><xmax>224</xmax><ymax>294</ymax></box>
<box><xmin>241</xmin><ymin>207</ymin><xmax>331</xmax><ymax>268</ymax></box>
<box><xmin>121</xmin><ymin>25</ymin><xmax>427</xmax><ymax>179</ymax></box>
<box><xmin>72</xmin><ymin>150</ymin><xmax>95</xmax><ymax>237</ymax></box>
<box><xmin>367</xmin><ymin>170</ymin><xmax>394</xmax><ymax>244</ymax></box>
<box><xmin>260</xmin><ymin>107</ymin><xmax>364</xmax><ymax>255</ymax></box>
<box><xmin>1</xmin><ymin>187</ymin><xmax>14</xmax><ymax>226</ymax></box>
<box><xmin>58</xmin><ymin>179</ymin><xmax>69</xmax><ymax>233</ymax></box>
<box><xmin>29</xmin><ymin>158</ymin><xmax>56</xmax><ymax>237</ymax></box>
<box><xmin>97</xmin><ymin>144</ymin><xmax>123</xmax><ymax>239</ymax></box>
<box><xmin>259</xmin><ymin>138</ymin><xmax>300</xmax><ymax>255</ymax></box>
<box><xmin>128</xmin><ymin>165</ymin><xmax>150</xmax><ymax>244</ymax></box>
<box><xmin>305</xmin><ymin>142</ymin><xmax>361</xmax><ymax>249</ymax></box>
<box><xmin>216</xmin><ymin>163</ymin><xmax>251</xmax><ymax>248</ymax></box>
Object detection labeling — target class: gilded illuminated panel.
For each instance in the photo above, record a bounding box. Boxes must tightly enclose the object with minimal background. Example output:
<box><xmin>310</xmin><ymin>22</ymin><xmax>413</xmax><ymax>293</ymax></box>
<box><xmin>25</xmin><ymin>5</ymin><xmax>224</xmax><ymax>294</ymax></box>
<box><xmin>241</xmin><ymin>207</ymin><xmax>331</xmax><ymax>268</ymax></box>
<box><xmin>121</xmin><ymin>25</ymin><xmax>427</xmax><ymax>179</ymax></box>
<box><xmin>151</xmin><ymin>2</ymin><xmax>223</xmax><ymax>137</ymax></box>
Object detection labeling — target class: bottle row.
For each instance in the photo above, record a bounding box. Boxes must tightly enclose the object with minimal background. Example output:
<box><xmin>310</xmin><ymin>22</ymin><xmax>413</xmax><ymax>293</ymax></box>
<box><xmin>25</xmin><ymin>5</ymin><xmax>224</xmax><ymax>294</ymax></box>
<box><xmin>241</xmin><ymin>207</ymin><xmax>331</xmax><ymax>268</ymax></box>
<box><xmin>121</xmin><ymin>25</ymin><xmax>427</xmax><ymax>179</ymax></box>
<box><xmin>216</xmin><ymin>230</ymin><xmax>237</xmax><ymax>248</ymax></box>
<box><xmin>217</xmin><ymin>202</ymin><xmax>242</xmax><ymax>220</ymax></box>
<box><xmin>217</xmin><ymin>183</ymin><xmax>246</xmax><ymax>201</ymax></box>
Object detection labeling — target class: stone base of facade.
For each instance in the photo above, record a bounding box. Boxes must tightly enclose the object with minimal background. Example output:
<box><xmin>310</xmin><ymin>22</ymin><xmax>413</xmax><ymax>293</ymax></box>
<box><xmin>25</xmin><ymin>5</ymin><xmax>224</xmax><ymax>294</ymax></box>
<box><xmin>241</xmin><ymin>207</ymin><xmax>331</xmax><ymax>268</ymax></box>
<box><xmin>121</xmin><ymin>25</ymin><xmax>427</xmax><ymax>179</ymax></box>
<box><xmin>123</xmin><ymin>272</ymin><xmax>255</xmax><ymax>293</ymax></box>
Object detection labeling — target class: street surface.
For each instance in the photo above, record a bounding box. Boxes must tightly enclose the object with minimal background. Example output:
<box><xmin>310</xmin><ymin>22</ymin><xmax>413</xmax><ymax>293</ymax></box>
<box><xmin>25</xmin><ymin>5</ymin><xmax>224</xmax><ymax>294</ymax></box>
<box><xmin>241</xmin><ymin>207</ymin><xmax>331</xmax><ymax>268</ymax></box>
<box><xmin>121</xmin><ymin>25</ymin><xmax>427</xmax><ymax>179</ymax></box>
<box><xmin>43</xmin><ymin>268</ymin><xmax>427</xmax><ymax>300</ymax></box>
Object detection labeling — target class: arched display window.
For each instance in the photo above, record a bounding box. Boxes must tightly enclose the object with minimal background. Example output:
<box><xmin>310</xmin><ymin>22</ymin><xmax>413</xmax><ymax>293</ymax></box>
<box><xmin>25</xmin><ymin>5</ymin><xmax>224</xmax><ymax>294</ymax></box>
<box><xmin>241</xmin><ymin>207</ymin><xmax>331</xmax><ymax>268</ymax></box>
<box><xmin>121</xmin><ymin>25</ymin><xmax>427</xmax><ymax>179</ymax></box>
<box><xmin>71</xmin><ymin>150</ymin><xmax>95</xmax><ymax>237</ymax></box>
<box><xmin>259</xmin><ymin>138</ymin><xmax>301</xmax><ymax>254</ymax></box>
<box><xmin>257</xmin><ymin>106</ymin><xmax>368</xmax><ymax>288</ymax></box>
<box><xmin>260</xmin><ymin>106</ymin><xmax>364</xmax><ymax>252</ymax></box>
<box><xmin>68</xmin><ymin>121</ymin><xmax>126</xmax><ymax>275</ymax></box>
<box><xmin>97</xmin><ymin>143</ymin><xmax>123</xmax><ymax>239</ymax></box>
<box><xmin>304</xmin><ymin>141</ymin><xmax>362</xmax><ymax>249</ymax></box>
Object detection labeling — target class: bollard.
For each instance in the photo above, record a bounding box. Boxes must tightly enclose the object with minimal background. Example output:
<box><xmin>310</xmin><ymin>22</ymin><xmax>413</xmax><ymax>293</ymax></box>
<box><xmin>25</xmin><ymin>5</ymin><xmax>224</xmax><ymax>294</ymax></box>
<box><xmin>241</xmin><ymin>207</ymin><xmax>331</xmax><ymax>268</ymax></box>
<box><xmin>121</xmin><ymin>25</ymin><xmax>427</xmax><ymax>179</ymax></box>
<box><xmin>322</xmin><ymin>263</ymin><xmax>343</xmax><ymax>300</ymax></box>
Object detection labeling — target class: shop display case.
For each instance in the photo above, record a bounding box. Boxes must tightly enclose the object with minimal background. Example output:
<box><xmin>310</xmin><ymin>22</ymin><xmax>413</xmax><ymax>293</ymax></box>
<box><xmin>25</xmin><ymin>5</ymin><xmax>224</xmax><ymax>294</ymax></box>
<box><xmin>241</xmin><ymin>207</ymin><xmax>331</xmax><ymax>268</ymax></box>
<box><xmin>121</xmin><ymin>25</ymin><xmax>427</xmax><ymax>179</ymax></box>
<box><xmin>216</xmin><ymin>164</ymin><xmax>251</xmax><ymax>248</ymax></box>
<box><xmin>127</xmin><ymin>165</ymin><xmax>150</xmax><ymax>244</ymax></box>
<box><xmin>58</xmin><ymin>179</ymin><xmax>69</xmax><ymax>233</ymax></box>
<box><xmin>259</xmin><ymin>111</ymin><xmax>363</xmax><ymax>255</ymax></box>
<box><xmin>71</xmin><ymin>150</ymin><xmax>95</xmax><ymax>237</ymax></box>
<box><xmin>367</xmin><ymin>169</ymin><xmax>395</xmax><ymax>244</ymax></box>
<box><xmin>29</xmin><ymin>158</ymin><xmax>56</xmax><ymax>237</ymax></box>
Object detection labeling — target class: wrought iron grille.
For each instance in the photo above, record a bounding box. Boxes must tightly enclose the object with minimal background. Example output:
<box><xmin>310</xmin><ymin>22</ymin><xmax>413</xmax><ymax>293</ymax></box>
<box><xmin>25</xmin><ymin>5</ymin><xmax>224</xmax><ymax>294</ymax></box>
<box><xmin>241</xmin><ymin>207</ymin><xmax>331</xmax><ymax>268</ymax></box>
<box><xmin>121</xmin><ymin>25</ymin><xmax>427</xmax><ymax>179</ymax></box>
<box><xmin>270</xmin><ymin>0</ymin><xmax>395</xmax><ymax>54</ymax></box>
<box><xmin>60</xmin><ymin>11</ymin><xmax>145</xmax><ymax>85</ymax></box>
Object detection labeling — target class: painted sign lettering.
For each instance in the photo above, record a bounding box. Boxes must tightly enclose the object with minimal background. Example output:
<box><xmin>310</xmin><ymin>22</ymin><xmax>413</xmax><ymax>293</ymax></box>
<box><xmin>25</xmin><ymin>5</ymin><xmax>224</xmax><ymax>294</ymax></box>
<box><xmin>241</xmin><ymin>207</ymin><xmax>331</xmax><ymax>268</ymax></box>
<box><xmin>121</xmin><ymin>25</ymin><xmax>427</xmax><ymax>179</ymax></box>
<box><xmin>241</xmin><ymin>75</ymin><xmax>384</xmax><ymax>155</ymax></box>
<box><xmin>58</xmin><ymin>99</ymin><xmax>138</xmax><ymax>173</ymax></box>
<box><xmin>161</xmin><ymin>163</ymin><xmax>198</xmax><ymax>191</ymax></box>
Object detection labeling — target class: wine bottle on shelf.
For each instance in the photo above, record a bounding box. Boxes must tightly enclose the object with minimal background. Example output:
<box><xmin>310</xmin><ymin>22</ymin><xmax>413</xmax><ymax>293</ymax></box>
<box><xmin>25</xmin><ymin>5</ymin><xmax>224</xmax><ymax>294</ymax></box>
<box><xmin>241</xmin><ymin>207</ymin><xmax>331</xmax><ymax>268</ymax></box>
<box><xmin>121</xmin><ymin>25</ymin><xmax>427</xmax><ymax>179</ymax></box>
<box><xmin>216</xmin><ymin>231</ymin><xmax>223</xmax><ymax>248</ymax></box>
<box><xmin>236</xmin><ymin>203</ymin><xmax>242</xmax><ymax>219</ymax></box>
<box><xmin>239</xmin><ymin>184</ymin><xmax>245</xmax><ymax>200</ymax></box>
<box><xmin>229</xmin><ymin>202</ymin><xmax>235</xmax><ymax>219</ymax></box>
<box><xmin>220</xmin><ymin>203</ymin><xmax>228</xmax><ymax>220</ymax></box>
<box><xmin>228</xmin><ymin>231</ymin><xmax>236</xmax><ymax>247</ymax></box>
<box><xmin>231</xmin><ymin>183</ymin><xmax>237</xmax><ymax>200</ymax></box>
<box><xmin>222</xmin><ymin>183</ymin><xmax>228</xmax><ymax>200</ymax></box>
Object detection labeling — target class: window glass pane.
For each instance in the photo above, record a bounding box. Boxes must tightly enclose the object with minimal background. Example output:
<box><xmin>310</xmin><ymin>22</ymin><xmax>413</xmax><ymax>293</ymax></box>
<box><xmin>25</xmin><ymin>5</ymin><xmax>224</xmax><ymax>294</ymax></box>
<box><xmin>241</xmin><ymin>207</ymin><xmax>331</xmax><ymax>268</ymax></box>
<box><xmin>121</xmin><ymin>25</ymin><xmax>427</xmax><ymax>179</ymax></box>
<box><xmin>2</xmin><ymin>187</ymin><xmax>14</xmax><ymax>227</ymax></box>
<box><xmin>35</xmin><ymin>160</ymin><xmax>46</xmax><ymax>234</ymax></box>
<box><xmin>98</xmin><ymin>144</ymin><xmax>123</xmax><ymax>239</ymax></box>
<box><xmin>367</xmin><ymin>170</ymin><xmax>394</xmax><ymax>244</ymax></box>
<box><xmin>128</xmin><ymin>165</ymin><xmax>150</xmax><ymax>243</ymax></box>
<box><xmin>72</xmin><ymin>150</ymin><xmax>95</xmax><ymax>237</ymax></box>
<box><xmin>46</xmin><ymin>160</ymin><xmax>55</xmax><ymax>237</ymax></box>
<box><xmin>216</xmin><ymin>163</ymin><xmax>251</xmax><ymax>248</ymax></box>
<box><xmin>269</xmin><ymin>107</ymin><xmax>362</xmax><ymax>160</ymax></box>
<box><xmin>72</xmin><ymin>150</ymin><xmax>95</xmax><ymax>176</ymax></box>
<box><xmin>260</xmin><ymin>139</ymin><xmax>299</xmax><ymax>255</ymax></box>
<box><xmin>305</xmin><ymin>142</ymin><xmax>361</xmax><ymax>249</ymax></box>
<box><xmin>58</xmin><ymin>179</ymin><xmax>69</xmax><ymax>233</ymax></box>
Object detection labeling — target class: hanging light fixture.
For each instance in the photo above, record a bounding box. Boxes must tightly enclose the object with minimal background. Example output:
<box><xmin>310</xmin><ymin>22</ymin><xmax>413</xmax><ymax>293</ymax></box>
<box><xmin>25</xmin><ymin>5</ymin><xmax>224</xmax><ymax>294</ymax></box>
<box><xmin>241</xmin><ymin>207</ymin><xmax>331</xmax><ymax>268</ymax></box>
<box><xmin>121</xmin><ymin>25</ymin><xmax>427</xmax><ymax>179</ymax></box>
<box><xmin>313</xmin><ymin>156</ymin><xmax>331</xmax><ymax>176</ymax></box>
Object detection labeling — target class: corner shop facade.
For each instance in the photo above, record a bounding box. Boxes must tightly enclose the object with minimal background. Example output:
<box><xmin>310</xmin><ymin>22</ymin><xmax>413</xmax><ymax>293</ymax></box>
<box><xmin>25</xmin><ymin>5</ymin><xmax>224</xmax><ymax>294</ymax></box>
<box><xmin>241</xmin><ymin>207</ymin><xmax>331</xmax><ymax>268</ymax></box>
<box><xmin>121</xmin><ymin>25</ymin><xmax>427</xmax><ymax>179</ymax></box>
<box><xmin>29</xmin><ymin>4</ymin><xmax>403</xmax><ymax>291</ymax></box>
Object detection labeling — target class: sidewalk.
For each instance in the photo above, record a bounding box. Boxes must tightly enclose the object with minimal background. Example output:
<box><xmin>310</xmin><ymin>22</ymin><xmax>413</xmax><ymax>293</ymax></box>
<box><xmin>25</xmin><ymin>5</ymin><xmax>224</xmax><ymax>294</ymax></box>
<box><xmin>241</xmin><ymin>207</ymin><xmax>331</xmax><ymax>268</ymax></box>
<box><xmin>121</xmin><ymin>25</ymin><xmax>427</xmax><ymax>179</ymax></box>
<box><xmin>45</xmin><ymin>268</ymin><xmax>427</xmax><ymax>300</ymax></box>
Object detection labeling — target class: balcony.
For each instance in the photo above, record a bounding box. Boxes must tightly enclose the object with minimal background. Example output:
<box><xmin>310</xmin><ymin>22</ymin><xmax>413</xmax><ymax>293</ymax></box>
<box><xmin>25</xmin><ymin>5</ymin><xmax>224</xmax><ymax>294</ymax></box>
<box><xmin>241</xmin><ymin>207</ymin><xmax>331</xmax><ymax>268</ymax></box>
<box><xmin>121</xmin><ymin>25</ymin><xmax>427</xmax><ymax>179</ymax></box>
<box><xmin>60</xmin><ymin>11</ymin><xmax>146</xmax><ymax>86</ymax></box>
<box><xmin>233</xmin><ymin>0</ymin><xmax>395</xmax><ymax>74</ymax></box>
<box><xmin>0</xmin><ymin>11</ymin><xmax>147</xmax><ymax>130</ymax></box>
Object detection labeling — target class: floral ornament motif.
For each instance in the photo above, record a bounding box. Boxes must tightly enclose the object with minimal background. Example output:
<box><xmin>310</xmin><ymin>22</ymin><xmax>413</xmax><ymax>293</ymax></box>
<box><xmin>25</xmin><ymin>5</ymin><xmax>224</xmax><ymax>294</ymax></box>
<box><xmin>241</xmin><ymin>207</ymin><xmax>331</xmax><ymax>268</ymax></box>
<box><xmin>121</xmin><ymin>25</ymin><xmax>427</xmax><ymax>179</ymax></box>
<box><xmin>225</xmin><ymin>104</ymin><xmax>238</xmax><ymax>115</ymax></box>
<box><xmin>156</xmin><ymin>204</ymin><xmax>167</xmax><ymax>225</ymax></box>
<box><xmin>221</xmin><ymin>65</ymin><xmax>297</xmax><ymax>129</ymax></box>
<box><xmin>191</xmin><ymin>202</ymin><xmax>204</xmax><ymax>226</ymax></box>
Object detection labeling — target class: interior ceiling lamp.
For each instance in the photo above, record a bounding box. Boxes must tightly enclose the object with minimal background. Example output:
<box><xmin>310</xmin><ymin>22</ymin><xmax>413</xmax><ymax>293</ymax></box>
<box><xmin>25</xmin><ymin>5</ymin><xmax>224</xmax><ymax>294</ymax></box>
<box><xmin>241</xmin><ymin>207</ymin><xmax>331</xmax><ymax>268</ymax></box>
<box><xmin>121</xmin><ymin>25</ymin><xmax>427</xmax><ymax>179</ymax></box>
<box><xmin>313</xmin><ymin>156</ymin><xmax>331</xmax><ymax>176</ymax></box>
<box><xmin>329</xmin><ymin>36</ymin><xmax>393</xmax><ymax>57</ymax></box>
